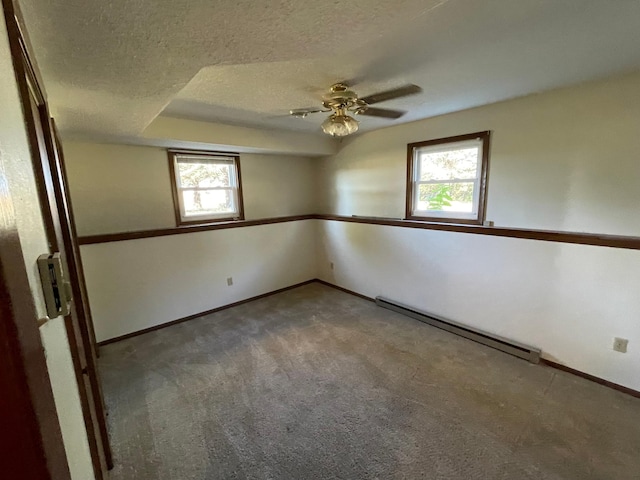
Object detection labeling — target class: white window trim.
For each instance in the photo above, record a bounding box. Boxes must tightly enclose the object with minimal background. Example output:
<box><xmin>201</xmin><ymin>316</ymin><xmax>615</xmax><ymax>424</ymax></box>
<box><xmin>171</xmin><ymin>153</ymin><xmax>243</xmax><ymax>224</ymax></box>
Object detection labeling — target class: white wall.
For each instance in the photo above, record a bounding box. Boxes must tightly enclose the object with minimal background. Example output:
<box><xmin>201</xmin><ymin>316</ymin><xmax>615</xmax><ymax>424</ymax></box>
<box><xmin>67</xmin><ymin>71</ymin><xmax>640</xmax><ymax>393</ymax></box>
<box><xmin>63</xmin><ymin>142</ymin><xmax>318</xmax><ymax>236</ymax></box>
<box><xmin>0</xmin><ymin>13</ymin><xmax>94</xmax><ymax>480</ymax></box>
<box><xmin>66</xmin><ymin>142</ymin><xmax>321</xmax><ymax>343</ymax></box>
<box><xmin>315</xmin><ymin>70</ymin><xmax>640</xmax><ymax>391</ymax></box>
<box><xmin>319</xmin><ymin>70</ymin><xmax>640</xmax><ymax>236</ymax></box>
<box><xmin>81</xmin><ymin>220</ymin><xmax>318</xmax><ymax>342</ymax></box>
<box><xmin>316</xmin><ymin>221</ymin><xmax>640</xmax><ymax>391</ymax></box>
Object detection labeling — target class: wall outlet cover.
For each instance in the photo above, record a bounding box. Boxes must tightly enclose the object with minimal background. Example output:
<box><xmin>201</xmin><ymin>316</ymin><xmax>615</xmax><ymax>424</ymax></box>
<box><xmin>227</xmin><ymin>277</ymin><xmax>233</xmax><ymax>286</ymax></box>
<box><xmin>613</xmin><ymin>337</ymin><xmax>628</xmax><ymax>353</ymax></box>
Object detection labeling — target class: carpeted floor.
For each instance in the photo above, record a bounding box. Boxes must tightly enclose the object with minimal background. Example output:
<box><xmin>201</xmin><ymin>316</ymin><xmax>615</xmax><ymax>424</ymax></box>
<box><xmin>100</xmin><ymin>283</ymin><xmax>640</xmax><ymax>479</ymax></box>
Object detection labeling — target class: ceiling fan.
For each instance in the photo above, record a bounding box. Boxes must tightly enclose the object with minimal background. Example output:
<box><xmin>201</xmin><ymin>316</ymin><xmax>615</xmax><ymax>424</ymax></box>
<box><xmin>290</xmin><ymin>83</ymin><xmax>422</xmax><ymax>137</ymax></box>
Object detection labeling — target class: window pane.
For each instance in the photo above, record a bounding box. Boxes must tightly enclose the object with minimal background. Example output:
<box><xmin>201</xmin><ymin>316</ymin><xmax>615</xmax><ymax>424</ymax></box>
<box><xmin>182</xmin><ymin>189</ymin><xmax>235</xmax><ymax>217</ymax></box>
<box><xmin>178</xmin><ymin>162</ymin><xmax>232</xmax><ymax>188</ymax></box>
<box><xmin>419</xmin><ymin>147</ymin><xmax>479</xmax><ymax>181</ymax></box>
<box><xmin>416</xmin><ymin>182</ymin><xmax>475</xmax><ymax>213</ymax></box>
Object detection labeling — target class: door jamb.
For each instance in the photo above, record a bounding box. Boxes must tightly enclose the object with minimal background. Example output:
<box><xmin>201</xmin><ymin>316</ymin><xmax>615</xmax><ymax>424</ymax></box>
<box><xmin>0</xmin><ymin>0</ymin><xmax>71</xmax><ymax>477</ymax></box>
<box><xmin>2</xmin><ymin>0</ymin><xmax>111</xmax><ymax>477</ymax></box>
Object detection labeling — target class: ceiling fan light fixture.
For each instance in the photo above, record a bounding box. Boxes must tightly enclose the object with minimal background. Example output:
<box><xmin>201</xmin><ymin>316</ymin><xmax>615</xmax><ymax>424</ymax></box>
<box><xmin>321</xmin><ymin>114</ymin><xmax>359</xmax><ymax>137</ymax></box>
<box><xmin>290</xmin><ymin>83</ymin><xmax>420</xmax><ymax>136</ymax></box>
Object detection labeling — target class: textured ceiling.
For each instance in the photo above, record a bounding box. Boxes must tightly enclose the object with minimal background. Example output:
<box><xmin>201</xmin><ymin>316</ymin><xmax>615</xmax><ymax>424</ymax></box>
<box><xmin>18</xmin><ymin>0</ymin><xmax>640</xmax><ymax>141</ymax></box>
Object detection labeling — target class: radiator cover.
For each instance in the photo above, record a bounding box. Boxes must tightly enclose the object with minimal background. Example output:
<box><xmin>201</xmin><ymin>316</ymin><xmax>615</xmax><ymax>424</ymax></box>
<box><xmin>375</xmin><ymin>296</ymin><xmax>541</xmax><ymax>364</ymax></box>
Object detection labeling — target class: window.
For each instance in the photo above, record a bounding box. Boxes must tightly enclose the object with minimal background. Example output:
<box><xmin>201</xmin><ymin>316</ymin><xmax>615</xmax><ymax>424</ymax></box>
<box><xmin>169</xmin><ymin>150</ymin><xmax>244</xmax><ymax>225</ymax></box>
<box><xmin>406</xmin><ymin>131</ymin><xmax>490</xmax><ymax>224</ymax></box>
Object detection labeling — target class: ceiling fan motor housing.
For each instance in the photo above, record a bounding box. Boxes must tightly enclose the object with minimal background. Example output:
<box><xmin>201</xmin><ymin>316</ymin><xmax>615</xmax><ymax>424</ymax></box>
<box><xmin>323</xmin><ymin>83</ymin><xmax>363</xmax><ymax>111</ymax></box>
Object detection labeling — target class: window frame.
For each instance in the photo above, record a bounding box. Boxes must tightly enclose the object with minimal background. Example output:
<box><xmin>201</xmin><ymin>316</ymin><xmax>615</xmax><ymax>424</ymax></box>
<box><xmin>168</xmin><ymin>149</ymin><xmax>245</xmax><ymax>226</ymax></box>
<box><xmin>405</xmin><ymin>131</ymin><xmax>491</xmax><ymax>225</ymax></box>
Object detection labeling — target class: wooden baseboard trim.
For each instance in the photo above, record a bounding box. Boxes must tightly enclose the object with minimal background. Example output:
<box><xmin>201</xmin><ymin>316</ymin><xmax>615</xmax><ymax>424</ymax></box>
<box><xmin>313</xmin><ymin>279</ymin><xmax>375</xmax><ymax>302</ymax></box>
<box><xmin>97</xmin><ymin>279</ymin><xmax>317</xmax><ymax>346</ymax></box>
<box><xmin>99</xmin><ymin>279</ymin><xmax>376</xmax><ymax>346</ymax></box>
<box><xmin>98</xmin><ymin>279</ymin><xmax>375</xmax><ymax>347</ymax></box>
<box><xmin>540</xmin><ymin>359</ymin><xmax>640</xmax><ymax>399</ymax></box>
<box><xmin>96</xmin><ymin>279</ymin><xmax>640</xmax><ymax>401</ymax></box>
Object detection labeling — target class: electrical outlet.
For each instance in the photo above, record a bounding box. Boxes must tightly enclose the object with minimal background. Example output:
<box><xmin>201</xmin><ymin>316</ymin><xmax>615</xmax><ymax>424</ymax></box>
<box><xmin>330</xmin><ymin>262</ymin><xmax>334</xmax><ymax>270</ymax></box>
<box><xmin>227</xmin><ymin>277</ymin><xmax>233</xmax><ymax>286</ymax></box>
<box><xmin>613</xmin><ymin>337</ymin><xmax>628</xmax><ymax>353</ymax></box>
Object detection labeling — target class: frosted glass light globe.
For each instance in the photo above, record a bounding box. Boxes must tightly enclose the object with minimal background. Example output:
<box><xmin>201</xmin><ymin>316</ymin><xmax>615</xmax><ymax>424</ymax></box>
<box><xmin>321</xmin><ymin>114</ymin><xmax>359</xmax><ymax>137</ymax></box>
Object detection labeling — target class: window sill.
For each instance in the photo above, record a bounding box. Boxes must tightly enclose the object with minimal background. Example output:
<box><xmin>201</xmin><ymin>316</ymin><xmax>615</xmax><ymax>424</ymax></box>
<box><xmin>177</xmin><ymin>216</ymin><xmax>243</xmax><ymax>227</ymax></box>
<box><xmin>405</xmin><ymin>215</ymin><xmax>483</xmax><ymax>226</ymax></box>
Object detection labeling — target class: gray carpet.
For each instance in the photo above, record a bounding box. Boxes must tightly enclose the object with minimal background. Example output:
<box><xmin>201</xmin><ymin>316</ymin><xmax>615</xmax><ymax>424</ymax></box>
<box><xmin>100</xmin><ymin>283</ymin><xmax>640</xmax><ymax>480</ymax></box>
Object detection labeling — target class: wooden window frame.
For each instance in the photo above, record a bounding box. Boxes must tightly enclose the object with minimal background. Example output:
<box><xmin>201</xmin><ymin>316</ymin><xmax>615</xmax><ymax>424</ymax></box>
<box><xmin>168</xmin><ymin>149</ymin><xmax>245</xmax><ymax>226</ymax></box>
<box><xmin>406</xmin><ymin>131</ymin><xmax>491</xmax><ymax>225</ymax></box>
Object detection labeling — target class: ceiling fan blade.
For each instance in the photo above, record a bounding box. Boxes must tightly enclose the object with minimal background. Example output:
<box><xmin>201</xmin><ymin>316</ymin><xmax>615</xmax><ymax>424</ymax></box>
<box><xmin>289</xmin><ymin>108</ymin><xmax>325</xmax><ymax>117</ymax></box>
<box><xmin>358</xmin><ymin>107</ymin><xmax>406</xmax><ymax>119</ymax></box>
<box><xmin>359</xmin><ymin>84</ymin><xmax>422</xmax><ymax>105</ymax></box>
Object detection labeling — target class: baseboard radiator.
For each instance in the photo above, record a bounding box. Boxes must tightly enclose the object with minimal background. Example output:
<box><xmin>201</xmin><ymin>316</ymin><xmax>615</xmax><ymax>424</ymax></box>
<box><xmin>375</xmin><ymin>297</ymin><xmax>541</xmax><ymax>364</ymax></box>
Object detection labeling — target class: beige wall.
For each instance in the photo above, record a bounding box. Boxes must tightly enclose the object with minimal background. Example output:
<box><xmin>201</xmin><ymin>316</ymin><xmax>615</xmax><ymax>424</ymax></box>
<box><xmin>67</xmin><ymin>70</ymin><xmax>640</xmax><ymax>392</ymax></box>
<box><xmin>318</xmin><ymin>70</ymin><xmax>640</xmax><ymax>236</ymax></box>
<box><xmin>0</xmin><ymin>13</ymin><xmax>94</xmax><ymax>480</ymax></box>
<box><xmin>241</xmin><ymin>153</ymin><xmax>318</xmax><ymax>219</ymax></box>
<box><xmin>65</xmin><ymin>142</ymin><xmax>321</xmax><ymax>343</ymax></box>
<box><xmin>317</xmin><ymin>221</ymin><xmax>640</xmax><ymax>391</ymax></box>
<box><xmin>82</xmin><ymin>220</ymin><xmax>318</xmax><ymax>342</ymax></box>
<box><xmin>63</xmin><ymin>142</ymin><xmax>318</xmax><ymax>236</ymax></box>
<box><xmin>63</xmin><ymin>143</ymin><xmax>176</xmax><ymax>235</ymax></box>
<box><xmin>315</xmin><ymin>70</ymin><xmax>640</xmax><ymax>391</ymax></box>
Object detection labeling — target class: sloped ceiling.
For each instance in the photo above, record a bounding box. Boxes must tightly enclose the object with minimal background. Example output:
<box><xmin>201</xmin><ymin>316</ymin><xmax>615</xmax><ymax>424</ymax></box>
<box><xmin>18</xmin><ymin>0</ymin><xmax>640</xmax><ymax>141</ymax></box>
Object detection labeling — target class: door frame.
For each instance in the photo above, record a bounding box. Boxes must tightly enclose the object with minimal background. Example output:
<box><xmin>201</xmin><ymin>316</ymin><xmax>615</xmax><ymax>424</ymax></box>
<box><xmin>0</xmin><ymin>194</ymin><xmax>72</xmax><ymax>480</ymax></box>
<box><xmin>1</xmin><ymin>0</ymin><xmax>71</xmax><ymax>478</ymax></box>
<box><xmin>2</xmin><ymin>0</ymin><xmax>112</xmax><ymax>477</ymax></box>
